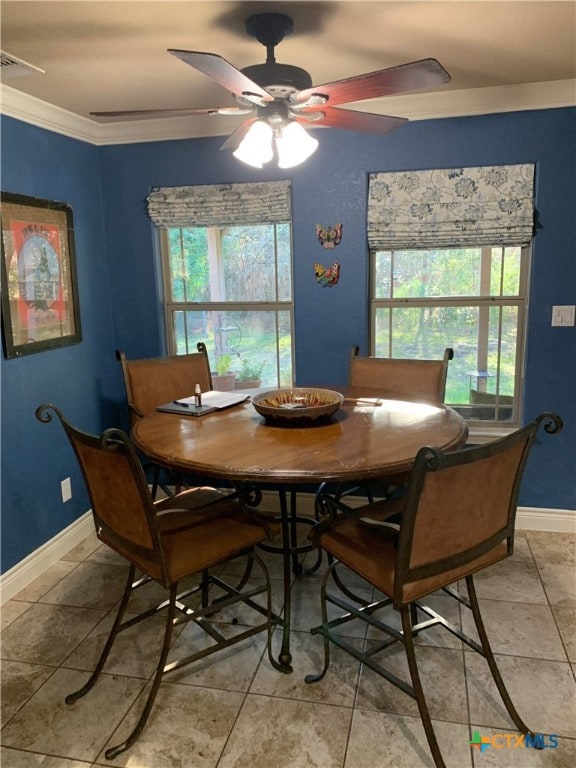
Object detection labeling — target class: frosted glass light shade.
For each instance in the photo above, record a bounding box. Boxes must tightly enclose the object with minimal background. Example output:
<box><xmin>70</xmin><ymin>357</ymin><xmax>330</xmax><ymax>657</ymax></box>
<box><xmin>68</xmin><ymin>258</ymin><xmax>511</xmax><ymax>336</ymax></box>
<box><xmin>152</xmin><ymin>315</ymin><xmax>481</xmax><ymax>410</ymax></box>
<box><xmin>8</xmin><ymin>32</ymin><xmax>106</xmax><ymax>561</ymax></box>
<box><xmin>276</xmin><ymin>122</ymin><xmax>318</xmax><ymax>168</ymax></box>
<box><xmin>233</xmin><ymin>121</ymin><xmax>274</xmax><ymax>168</ymax></box>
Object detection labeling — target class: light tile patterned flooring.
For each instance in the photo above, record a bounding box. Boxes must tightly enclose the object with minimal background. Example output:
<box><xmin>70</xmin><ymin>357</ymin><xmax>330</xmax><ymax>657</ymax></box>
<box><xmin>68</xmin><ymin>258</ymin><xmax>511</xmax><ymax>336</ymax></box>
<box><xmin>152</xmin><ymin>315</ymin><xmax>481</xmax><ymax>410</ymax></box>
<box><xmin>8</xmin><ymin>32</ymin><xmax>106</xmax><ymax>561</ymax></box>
<box><xmin>1</xmin><ymin>527</ymin><xmax>575</xmax><ymax>767</ymax></box>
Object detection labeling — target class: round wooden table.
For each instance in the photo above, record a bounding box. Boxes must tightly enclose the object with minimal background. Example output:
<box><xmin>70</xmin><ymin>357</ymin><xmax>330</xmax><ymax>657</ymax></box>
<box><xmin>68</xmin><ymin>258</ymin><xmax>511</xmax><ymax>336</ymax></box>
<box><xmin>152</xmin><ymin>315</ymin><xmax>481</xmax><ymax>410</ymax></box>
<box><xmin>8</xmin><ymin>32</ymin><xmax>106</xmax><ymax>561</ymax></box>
<box><xmin>133</xmin><ymin>388</ymin><xmax>468</xmax><ymax>670</ymax></box>
<box><xmin>132</xmin><ymin>388</ymin><xmax>468</xmax><ymax>484</ymax></box>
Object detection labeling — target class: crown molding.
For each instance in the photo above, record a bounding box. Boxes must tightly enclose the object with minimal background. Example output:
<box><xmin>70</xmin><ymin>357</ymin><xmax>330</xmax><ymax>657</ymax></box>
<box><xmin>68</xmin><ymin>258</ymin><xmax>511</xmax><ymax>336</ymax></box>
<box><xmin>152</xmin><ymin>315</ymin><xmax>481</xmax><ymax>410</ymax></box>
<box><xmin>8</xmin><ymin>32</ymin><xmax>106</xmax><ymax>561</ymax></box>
<box><xmin>367</xmin><ymin>79</ymin><xmax>576</xmax><ymax>121</ymax></box>
<box><xmin>1</xmin><ymin>84</ymin><xmax>100</xmax><ymax>144</ymax></box>
<box><xmin>1</xmin><ymin>80</ymin><xmax>575</xmax><ymax>146</ymax></box>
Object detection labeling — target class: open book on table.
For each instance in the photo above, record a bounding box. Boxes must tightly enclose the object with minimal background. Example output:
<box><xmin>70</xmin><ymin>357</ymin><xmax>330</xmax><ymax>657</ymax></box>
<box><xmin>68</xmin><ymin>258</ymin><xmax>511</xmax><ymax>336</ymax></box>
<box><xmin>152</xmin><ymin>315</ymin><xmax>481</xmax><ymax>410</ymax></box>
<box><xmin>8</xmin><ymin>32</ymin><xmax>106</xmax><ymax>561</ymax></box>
<box><xmin>156</xmin><ymin>390</ymin><xmax>250</xmax><ymax>416</ymax></box>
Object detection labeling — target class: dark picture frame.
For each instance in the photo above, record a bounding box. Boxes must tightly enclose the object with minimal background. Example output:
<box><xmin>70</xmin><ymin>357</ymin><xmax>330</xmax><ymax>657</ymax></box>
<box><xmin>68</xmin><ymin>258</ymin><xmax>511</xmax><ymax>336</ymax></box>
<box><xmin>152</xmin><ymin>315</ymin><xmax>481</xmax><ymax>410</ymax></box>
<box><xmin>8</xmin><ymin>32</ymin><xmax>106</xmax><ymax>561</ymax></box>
<box><xmin>1</xmin><ymin>192</ymin><xmax>82</xmax><ymax>358</ymax></box>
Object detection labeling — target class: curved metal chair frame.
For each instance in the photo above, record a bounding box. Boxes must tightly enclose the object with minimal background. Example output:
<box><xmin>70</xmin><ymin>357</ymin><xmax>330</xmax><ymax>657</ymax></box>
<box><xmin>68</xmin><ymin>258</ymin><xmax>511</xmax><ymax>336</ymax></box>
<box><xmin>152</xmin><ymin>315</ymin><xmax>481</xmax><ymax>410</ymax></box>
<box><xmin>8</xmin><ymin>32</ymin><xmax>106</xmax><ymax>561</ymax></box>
<box><xmin>36</xmin><ymin>403</ymin><xmax>282</xmax><ymax>760</ymax></box>
<box><xmin>306</xmin><ymin>412</ymin><xmax>563</xmax><ymax>768</ymax></box>
<box><xmin>308</xmin><ymin>346</ymin><xmax>455</xmax><ymax>576</ymax></box>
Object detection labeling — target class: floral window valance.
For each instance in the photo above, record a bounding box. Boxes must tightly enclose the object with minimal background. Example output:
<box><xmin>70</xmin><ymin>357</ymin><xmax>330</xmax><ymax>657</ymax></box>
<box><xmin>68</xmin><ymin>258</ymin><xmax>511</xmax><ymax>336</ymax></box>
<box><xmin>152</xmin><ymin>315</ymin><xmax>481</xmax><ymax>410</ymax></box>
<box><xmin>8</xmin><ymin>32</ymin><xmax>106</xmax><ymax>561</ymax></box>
<box><xmin>367</xmin><ymin>164</ymin><xmax>535</xmax><ymax>250</ymax></box>
<box><xmin>147</xmin><ymin>180</ymin><xmax>291</xmax><ymax>228</ymax></box>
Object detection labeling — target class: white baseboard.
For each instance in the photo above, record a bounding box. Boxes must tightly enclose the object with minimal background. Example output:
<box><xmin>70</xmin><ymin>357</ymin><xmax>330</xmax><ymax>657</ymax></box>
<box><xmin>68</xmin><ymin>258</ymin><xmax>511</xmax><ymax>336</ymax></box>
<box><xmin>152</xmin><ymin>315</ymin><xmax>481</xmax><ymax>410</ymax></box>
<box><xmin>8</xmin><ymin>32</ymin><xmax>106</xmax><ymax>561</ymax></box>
<box><xmin>515</xmin><ymin>507</ymin><xmax>576</xmax><ymax>532</ymax></box>
<box><xmin>1</xmin><ymin>497</ymin><xmax>574</xmax><ymax>605</ymax></box>
<box><xmin>0</xmin><ymin>511</ymin><xmax>94</xmax><ymax>604</ymax></box>
<box><xmin>260</xmin><ymin>491</ymin><xmax>576</xmax><ymax>533</ymax></box>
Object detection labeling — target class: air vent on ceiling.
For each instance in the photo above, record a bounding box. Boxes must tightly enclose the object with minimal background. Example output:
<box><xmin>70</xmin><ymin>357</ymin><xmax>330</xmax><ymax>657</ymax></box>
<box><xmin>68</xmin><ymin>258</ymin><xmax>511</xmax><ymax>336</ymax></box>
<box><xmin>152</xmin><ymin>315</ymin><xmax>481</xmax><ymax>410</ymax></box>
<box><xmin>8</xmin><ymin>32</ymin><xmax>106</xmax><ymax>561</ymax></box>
<box><xmin>1</xmin><ymin>51</ymin><xmax>45</xmax><ymax>79</ymax></box>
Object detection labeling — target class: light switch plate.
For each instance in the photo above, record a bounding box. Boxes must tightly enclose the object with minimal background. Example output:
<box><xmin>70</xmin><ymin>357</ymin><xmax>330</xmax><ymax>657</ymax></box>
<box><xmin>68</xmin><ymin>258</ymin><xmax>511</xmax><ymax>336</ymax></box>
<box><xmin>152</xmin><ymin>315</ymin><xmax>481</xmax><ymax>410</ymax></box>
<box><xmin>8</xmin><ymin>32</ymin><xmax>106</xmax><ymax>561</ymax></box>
<box><xmin>551</xmin><ymin>305</ymin><xmax>575</xmax><ymax>327</ymax></box>
<box><xmin>61</xmin><ymin>477</ymin><xmax>72</xmax><ymax>503</ymax></box>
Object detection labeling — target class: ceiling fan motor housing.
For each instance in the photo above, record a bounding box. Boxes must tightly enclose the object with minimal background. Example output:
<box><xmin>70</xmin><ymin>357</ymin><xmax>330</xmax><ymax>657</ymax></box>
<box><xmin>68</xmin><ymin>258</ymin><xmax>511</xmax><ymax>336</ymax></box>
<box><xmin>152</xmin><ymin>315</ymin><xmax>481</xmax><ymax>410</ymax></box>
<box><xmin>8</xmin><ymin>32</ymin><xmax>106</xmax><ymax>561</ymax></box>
<box><xmin>241</xmin><ymin>14</ymin><xmax>313</xmax><ymax>98</ymax></box>
<box><xmin>240</xmin><ymin>62</ymin><xmax>313</xmax><ymax>97</ymax></box>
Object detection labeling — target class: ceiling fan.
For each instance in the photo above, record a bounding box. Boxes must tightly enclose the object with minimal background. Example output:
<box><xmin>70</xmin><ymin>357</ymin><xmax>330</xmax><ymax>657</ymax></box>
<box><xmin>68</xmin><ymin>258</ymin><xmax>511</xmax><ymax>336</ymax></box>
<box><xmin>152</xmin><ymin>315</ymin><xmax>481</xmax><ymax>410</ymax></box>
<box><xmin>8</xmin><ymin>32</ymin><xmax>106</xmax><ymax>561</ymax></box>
<box><xmin>91</xmin><ymin>12</ymin><xmax>451</xmax><ymax>168</ymax></box>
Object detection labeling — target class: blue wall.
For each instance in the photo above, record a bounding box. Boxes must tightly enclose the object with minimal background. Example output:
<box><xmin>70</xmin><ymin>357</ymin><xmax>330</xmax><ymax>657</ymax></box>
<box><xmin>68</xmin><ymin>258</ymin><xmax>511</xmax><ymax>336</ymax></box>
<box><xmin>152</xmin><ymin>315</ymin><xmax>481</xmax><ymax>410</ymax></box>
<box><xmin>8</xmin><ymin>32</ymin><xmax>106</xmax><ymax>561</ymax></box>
<box><xmin>2</xmin><ymin>107</ymin><xmax>575</xmax><ymax>573</ymax></box>
<box><xmin>1</xmin><ymin>117</ymin><xmax>118</xmax><ymax>571</ymax></box>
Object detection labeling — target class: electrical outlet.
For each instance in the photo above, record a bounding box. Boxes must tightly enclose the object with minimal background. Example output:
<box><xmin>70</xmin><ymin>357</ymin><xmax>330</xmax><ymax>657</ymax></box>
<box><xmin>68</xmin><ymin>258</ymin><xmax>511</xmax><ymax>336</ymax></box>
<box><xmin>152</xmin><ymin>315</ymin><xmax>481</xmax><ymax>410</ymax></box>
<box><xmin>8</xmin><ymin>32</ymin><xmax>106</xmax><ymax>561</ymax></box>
<box><xmin>61</xmin><ymin>477</ymin><xmax>72</xmax><ymax>503</ymax></box>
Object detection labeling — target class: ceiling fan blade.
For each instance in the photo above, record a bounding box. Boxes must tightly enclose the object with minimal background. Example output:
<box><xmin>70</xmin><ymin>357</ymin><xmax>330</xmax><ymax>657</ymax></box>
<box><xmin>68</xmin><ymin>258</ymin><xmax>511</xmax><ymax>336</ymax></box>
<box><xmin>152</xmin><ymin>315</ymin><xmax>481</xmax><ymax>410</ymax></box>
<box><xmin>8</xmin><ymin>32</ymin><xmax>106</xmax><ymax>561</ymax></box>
<box><xmin>294</xmin><ymin>58</ymin><xmax>450</xmax><ymax>108</ymax></box>
<box><xmin>169</xmin><ymin>50</ymin><xmax>273</xmax><ymax>105</ymax></box>
<box><xmin>90</xmin><ymin>106</ymin><xmax>253</xmax><ymax>120</ymax></box>
<box><xmin>219</xmin><ymin>117</ymin><xmax>259</xmax><ymax>151</ymax></box>
<box><xmin>297</xmin><ymin>107</ymin><xmax>407</xmax><ymax>135</ymax></box>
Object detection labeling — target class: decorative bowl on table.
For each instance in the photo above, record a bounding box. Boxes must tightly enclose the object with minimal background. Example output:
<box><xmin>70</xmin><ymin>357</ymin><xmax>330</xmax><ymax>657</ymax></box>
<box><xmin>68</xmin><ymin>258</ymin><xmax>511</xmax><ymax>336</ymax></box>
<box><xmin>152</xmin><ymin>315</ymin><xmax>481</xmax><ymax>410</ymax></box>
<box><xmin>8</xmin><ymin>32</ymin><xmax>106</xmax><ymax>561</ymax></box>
<box><xmin>252</xmin><ymin>388</ymin><xmax>344</xmax><ymax>424</ymax></box>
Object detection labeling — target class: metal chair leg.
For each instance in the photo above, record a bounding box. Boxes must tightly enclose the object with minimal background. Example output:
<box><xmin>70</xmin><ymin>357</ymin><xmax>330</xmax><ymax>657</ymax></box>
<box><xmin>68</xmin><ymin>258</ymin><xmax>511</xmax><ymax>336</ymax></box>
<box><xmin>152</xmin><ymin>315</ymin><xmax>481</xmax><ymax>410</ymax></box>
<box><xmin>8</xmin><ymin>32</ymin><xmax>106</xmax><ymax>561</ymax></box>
<box><xmin>104</xmin><ymin>583</ymin><xmax>178</xmax><ymax>760</ymax></box>
<box><xmin>409</xmin><ymin>602</ymin><xmax>421</xmax><ymax>636</ymax></box>
<box><xmin>328</xmin><ymin>552</ymin><xmax>371</xmax><ymax>606</ymax></box>
<box><xmin>401</xmin><ymin>606</ymin><xmax>446</xmax><ymax>768</ymax></box>
<box><xmin>252</xmin><ymin>550</ymin><xmax>285</xmax><ymax>675</ymax></box>
<box><xmin>65</xmin><ymin>564</ymin><xmax>136</xmax><ymax>704</ymax></box>
<box><xmin>151</xmin><ymin>464</ymin><xmax>161</xmax><ymax>500</ymax></box>
<box><xmin>233</xmin><ymin>553</ymin><xmax>254</xmax><ymax>592</ymax></box>
<box><xmin>149</xmin><ymin>463</ymin><xmax>175</xmax><ymax>500</ymax></box>
<box><xmin>304</xmin><ymin>561</ymin><xmax>336</xmax><ymax>684</ymax></box>
<box><xmin>465</xmin><ymin>575</ymin><xmax>535</xmax><ymax>737</ymax></box>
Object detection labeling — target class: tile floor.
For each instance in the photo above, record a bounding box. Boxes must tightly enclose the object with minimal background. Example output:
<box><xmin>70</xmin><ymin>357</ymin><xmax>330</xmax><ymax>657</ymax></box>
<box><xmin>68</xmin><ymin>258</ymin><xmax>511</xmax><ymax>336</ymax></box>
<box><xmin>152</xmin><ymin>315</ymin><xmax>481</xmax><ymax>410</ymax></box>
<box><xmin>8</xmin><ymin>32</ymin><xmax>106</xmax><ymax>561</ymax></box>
<box><xmin>1</xmin><ymin>527</ymin><xmax>575</xmax><ymax>768</ymax></box>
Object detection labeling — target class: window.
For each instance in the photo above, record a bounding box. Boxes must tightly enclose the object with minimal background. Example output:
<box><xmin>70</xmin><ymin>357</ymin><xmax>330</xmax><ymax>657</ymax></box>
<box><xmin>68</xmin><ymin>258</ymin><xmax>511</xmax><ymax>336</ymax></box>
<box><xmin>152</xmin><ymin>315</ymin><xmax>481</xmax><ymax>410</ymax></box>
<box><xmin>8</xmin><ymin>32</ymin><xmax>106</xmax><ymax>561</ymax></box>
<box><xmin>149</xmin><ymin>181</ymin><xmax>293</xmax><ymax>389</ymax></box>
<box><xmin>371</xmin><ymin>245</ymin><xmax>529</xmax><ymax>425</ymax></box>
<box><xmin>160</xmin><ymin>223</ymin><xmax>293</xmax><ymax>388</ymax></box>
<box><xmin>367</xmin><ymin>164</ymin><xmax>535</xmax><ymax>430</ymax></box>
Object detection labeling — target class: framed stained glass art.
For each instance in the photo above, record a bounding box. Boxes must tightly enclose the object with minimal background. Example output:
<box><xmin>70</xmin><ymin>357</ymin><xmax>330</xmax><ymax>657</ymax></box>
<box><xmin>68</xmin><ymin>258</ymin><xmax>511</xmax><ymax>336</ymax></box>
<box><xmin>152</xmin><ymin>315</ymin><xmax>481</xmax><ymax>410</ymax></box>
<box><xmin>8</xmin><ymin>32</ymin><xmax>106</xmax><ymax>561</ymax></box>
<box><xmin>1</xmin><ymin>192</ymin><xmax>82</xmax><ymax>358</ymax></box>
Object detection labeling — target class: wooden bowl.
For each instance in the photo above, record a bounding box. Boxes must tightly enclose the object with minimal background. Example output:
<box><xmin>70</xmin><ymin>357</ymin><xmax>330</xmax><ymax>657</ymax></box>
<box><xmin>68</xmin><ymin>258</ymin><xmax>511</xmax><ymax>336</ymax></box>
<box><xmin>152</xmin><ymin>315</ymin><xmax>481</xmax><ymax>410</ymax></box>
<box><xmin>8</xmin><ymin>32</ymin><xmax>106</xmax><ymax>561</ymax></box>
<box><xmin>252</xmin><ymin>388</ymin><xmax>343</xmax><ymax>424</ymax></box>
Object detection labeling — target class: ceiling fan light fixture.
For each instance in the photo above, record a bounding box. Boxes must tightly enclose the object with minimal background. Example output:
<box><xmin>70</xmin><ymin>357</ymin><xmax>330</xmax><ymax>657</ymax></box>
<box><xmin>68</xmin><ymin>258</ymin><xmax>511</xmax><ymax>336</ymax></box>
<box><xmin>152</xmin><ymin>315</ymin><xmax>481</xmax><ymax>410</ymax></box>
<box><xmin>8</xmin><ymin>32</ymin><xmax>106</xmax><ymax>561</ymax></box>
<box><xmin>276</xmin><ymin>121</ymin><xmax>318</xmax><ymax>168</ymax></box>
<box><xmin>233</xmin><ymin>120</ymin><xmax>274</xmax><ymax>167</ymax></box>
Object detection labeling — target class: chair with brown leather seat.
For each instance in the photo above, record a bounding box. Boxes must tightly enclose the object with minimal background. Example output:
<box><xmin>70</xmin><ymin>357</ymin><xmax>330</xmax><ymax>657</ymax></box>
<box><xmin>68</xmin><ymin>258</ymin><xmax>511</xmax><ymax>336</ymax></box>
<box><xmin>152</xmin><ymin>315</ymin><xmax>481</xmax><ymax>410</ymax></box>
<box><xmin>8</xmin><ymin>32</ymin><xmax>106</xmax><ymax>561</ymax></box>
<box><xmin>116</xmin><ymin>341</ymin><xmax>213</xmax><ymax>496</ymax></box>
<box><xmin>308</xmin><ymin>346</ymin><xmax>456</xmax><ymax>577</ymax></box>
<box><xmin>348</xmin><ymin>345</ymin><xmax>454</xmax><ymax>405</ymax></box>
<box><xmin>341</xmin><ymin>345</ymin><xmax>455</xmax><ymax>503</ymax></box>
<box><xmin>36</xmin><ymin>403</ymin><xmax>282</xmax><ymax>761</ymax></box>
<box><xmin>306</xmin><ymin>412</ymin><xmax>563</xmax><ymax>768</ymax></box>
<box><xmin>116</xmin><ymin>342</ymin><xmax>213</xmax><ymax>420</ymax></box>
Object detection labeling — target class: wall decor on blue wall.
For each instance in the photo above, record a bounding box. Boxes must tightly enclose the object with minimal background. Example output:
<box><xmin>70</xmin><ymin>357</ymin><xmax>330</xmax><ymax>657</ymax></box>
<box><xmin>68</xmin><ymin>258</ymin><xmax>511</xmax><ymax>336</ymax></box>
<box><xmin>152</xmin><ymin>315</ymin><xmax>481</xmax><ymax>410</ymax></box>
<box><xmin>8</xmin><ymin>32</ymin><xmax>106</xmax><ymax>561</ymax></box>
<box><xmin>314</xmin><ymin>261</ymin><xmax>341</xmax><ymax>287</ymax></box>
<box><xmin>316</xmin><ymin>222</ymin><xmax>342</xmax><ymax>248</ymax></box>
<box><xmin>1</xmin><ymin>191</ymin><xmax>82</xmax><ymax>358</ymax></box>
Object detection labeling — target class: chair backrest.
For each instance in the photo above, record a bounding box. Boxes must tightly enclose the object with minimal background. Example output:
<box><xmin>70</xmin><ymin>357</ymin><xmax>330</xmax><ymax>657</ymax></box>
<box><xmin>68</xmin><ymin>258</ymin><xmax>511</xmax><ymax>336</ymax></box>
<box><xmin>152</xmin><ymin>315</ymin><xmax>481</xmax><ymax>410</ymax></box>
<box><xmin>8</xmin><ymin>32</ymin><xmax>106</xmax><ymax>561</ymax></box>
<box><xmin>116</xmin><ymin>342</ymin><xmax>213</xmax><ymax>419</ymax></box>
<box><xmin>394</xmin><ymin>412</ymin><xmax>563</xmax><ymax>605</ymax></box>
<box><xmin>348</xmin><ymin>346</ymin><xmax>454</xmax><ymax>405</ymax></box>
<box><xmin>36</xmin><ymin>403</ymin><xmax>168</xmax><ymax>583</ymax></box>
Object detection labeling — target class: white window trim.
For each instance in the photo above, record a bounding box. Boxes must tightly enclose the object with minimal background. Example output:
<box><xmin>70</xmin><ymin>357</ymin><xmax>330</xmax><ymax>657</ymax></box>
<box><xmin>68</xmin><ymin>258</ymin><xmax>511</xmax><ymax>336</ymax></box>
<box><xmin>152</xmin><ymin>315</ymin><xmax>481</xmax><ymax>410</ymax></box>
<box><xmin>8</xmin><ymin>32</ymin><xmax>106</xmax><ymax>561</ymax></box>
<box><xmin>159</xmin><ymin>227</ymin><xmax>295</xmax><ymax>385</ymax></box>
<box><xmin>369</xmin><ymin>245</ymin><xmax>531</xmax><ymax>430</ymax></box>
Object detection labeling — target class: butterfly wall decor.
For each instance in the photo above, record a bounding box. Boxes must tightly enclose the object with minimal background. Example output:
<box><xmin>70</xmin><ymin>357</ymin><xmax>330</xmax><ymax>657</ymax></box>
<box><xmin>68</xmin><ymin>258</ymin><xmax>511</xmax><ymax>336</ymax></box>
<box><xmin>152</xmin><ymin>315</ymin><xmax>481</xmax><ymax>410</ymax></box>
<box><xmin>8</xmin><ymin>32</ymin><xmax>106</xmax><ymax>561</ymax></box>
<box><xmin>314</xmin><ymin>262</ymin><xmax>340</xmax><ymax>287</ymax></box>
<box><xmin>316</xmin><ymin>223</ymin><xmax>342</xmax><ymax>249</ymax></box>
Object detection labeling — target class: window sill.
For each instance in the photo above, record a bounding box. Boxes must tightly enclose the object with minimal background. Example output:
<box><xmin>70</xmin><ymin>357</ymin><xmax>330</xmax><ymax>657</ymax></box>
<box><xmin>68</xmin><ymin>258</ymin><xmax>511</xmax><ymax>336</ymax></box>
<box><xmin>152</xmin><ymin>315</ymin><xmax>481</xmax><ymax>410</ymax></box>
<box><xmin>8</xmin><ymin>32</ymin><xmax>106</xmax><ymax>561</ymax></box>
<box><xmin>466</xmin><ymin>425</ymin><xmax>516</xmax><ymax>445</ymax></box>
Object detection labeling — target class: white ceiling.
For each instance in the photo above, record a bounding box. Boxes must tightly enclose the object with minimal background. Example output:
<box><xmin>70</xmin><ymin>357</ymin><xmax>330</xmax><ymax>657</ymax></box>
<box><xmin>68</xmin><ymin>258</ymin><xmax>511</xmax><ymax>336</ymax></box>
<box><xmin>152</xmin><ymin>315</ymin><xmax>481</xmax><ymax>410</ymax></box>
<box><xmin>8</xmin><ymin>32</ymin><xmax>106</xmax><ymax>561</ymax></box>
<box><xmin>1</xmin><ymin>0</ymin><xmax>575</xmax><ymax>145</ymax></box>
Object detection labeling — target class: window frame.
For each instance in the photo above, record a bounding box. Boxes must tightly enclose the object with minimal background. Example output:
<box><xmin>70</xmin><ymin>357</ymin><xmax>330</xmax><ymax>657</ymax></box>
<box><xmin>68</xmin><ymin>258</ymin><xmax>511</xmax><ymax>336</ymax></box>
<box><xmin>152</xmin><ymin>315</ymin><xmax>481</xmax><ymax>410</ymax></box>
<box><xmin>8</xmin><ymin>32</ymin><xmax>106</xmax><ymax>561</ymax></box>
<box><xmin>159</xmin><ymin>225</ymin><xmax>296</xmax><ymax>386</ymax></box>
<box><xmin>369</xmin><ymin>244</ymin><xmax>531</xmax><ymax>435</ymax></box>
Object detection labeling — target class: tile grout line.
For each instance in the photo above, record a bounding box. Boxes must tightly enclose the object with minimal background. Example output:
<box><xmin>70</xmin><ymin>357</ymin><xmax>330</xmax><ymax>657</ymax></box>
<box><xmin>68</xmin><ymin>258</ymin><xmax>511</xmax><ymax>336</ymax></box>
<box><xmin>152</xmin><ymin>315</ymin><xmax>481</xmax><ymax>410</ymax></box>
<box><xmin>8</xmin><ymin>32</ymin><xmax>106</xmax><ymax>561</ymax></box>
<box><xmin>524</xmin><ymin>532</ymin><xmax>574</xmax><ymax>666</ymax></box>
